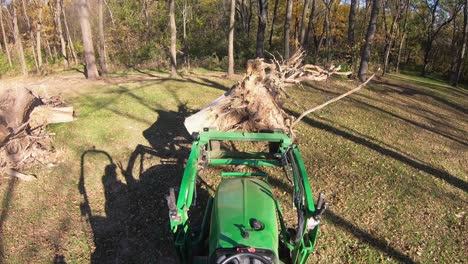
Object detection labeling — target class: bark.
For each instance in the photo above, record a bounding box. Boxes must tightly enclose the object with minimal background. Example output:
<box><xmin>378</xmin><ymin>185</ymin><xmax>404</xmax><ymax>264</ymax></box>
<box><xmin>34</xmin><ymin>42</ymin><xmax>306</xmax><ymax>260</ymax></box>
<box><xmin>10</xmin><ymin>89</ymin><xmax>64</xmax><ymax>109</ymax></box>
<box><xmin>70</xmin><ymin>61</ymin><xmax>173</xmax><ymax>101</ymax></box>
<box><xmin>12</xmin><ymin>0</ymin><xmax>28</xmax><ymax>75</ymax></box>
<box><xmin>358</xmin><ymin>0</ymin><xmax>380</xmax><ymax>82</ymax></box>
<box><xmin>299</xmin><ymin>0</ymin><xmax>310</xmax><ymax>46</ymax></box>
<box><xmin>78</xmin><ymin>0</ymin><xmax>99</xmax><ymax>79</ymax></box>
<box><xmin>268</xmin><ymin>0</ymin><xmax>279</xmax><ymax>47</ymax></box>
<box><xmin>61</xmin><ymin>0</ymin><xmax>77</xmax><ymax>65</ymax></box>
<box><xmin>284</xmin><ymin>0</ymin><xmax>293</xmax><ymax>59</ymax></box>
<box><xmin>55</xmin><ymin>0</ymin><xmax>68</xmax><ymax>68</ymax></box>
<box><xmin>256</xmin><ymin>0</ymin><xmax>268</xmax><ymax>58</ymax></box>
<box><xmin>228</xmin><ymin>0</ymin><xmax>236</xmax><ymax>77</ymax></box>
<box><xmin>21</xmin><ymin>0</ymin><xmax>39</xmax><ymax>71</ymax></box>
<box><xmin>304</xmin><ymin>0</ymin><xmax>316</xmax><ymax>50</ymax></box>
<box><xmin>452</xmin><ymin>0</ymin><xmax>468</xmax><ymax>86</ymax></box>
<box><xmin>0</xmin><ymin>8</ymin><xmax>13</xmax><ymax>67</ymax></box>
<box><xmin>169</xmin><ymin>0</ymin><xmax>177</xmax><ymax>77</ymax></box>
<box><xmin>98</xmin><ymin>0</ymin><xmax>108</xmax><ymax>74</ymax></box>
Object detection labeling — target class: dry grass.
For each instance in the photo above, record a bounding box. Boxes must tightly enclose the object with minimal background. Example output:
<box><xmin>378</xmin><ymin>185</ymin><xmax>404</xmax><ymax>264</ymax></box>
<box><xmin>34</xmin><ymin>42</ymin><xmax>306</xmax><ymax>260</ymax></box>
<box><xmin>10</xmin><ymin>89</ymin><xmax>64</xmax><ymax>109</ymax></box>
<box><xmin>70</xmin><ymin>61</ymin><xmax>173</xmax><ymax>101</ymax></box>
<box><xmin>0</xmin><ymin>69</ymin><xmax>466</xmax><ymax>263</ymax></box>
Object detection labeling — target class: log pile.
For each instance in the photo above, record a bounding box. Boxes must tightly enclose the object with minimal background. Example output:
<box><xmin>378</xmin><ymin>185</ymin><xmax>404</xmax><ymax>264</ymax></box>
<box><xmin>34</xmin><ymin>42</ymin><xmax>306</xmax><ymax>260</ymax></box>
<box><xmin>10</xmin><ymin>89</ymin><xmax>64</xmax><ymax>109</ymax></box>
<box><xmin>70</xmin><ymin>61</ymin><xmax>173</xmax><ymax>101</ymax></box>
<box><xmin>0</xmin><ymin>87</ymin><xmax>74</xmax><ymax>179</ymax></box>
<box><xmin>185</xmin><ymin>50</ymin><xmax>353</xmax><ymax>135</ymax></box>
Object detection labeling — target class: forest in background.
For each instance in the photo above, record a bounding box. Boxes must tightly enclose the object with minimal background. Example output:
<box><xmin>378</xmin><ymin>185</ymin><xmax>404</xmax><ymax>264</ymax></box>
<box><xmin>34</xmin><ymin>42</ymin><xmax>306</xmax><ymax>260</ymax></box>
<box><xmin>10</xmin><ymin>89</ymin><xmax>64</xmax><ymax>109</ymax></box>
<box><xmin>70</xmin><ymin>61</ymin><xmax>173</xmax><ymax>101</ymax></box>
<box><xmin>0</xmin><ymin>0</ymin><xmax>467</xmax><ymax>85</ymax></box>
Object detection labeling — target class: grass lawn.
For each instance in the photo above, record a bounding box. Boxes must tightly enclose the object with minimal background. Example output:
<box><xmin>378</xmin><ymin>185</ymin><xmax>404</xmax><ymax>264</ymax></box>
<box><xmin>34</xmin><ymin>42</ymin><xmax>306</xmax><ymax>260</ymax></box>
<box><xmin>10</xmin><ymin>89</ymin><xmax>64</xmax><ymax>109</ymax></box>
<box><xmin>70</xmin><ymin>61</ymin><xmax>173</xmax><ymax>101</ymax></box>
<box><xmin>0</xmin><ymin>69</ymin><xmax>466</xmax><ymax>263</ymax></box>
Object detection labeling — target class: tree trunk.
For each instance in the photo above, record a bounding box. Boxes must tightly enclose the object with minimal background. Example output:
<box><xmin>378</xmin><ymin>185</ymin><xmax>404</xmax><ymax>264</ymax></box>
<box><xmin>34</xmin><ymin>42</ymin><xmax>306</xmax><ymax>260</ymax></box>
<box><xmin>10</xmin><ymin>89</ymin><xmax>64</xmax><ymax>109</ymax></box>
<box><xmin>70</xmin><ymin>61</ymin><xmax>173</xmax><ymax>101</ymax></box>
<box><xmin>55</xmin><ymin>0</ymin><xmax>68</xmax><ymax>68</ymax></box>
<box><xmin>358</xmin><ymin>0</ymin><xmax>380</xmax><ymax>82</ymax></box>
<box><xmin>256</xmin><ymin>0</ymin><xmax>267</xmax><ymax>58</ymax></box>
<box><xmin>395</xmin><ymin>32</ymin><xmax>405</xmax><ymax>73</ymax></box>
<box><xmin>452</xmin><ymin>0</ymin><xmax>468</xmax><ymax>86</ymax></box>
<box><xmin>169</xmin><ymin>0</ymin><xmax>177</xmax><ymax>77</ymax></box>
<box><xmin>449</xmin><ymin>16</ymin><xmax>458</xmax><ymax>81</ymax></box>
<box><xmin>323</xmin><ymin>0</ymin><xmax>333</xmax><ymax>63</ymax></box>
<box><xmin>98</xmin><ymin>0</ymin><xmax>108</xmax><ymax>74</ymax></box>
<box><xmin>182</xmin><ymin>0</ymin><xmax>189</xmax><ymax>67</ymax></box>
<box><xmin>382</xmin><ymin>3</ymin><xmax>399</xmax><ymax>76</ymax></box>
<box><xmin>284</xmin><ymin>0</ymin><xmax>293</xmax><ymax>59</ymax></box>
<box><xmin>395</xmin><ymin>0</ymin><xmax>409</xmax><ymax>73</ymax></box>
<box><xmin>12</xmin><ymin>0</ymin><xmax>28</xmax><ymax>76</ymax></box>
<box><xmin>228</xmin><ymin>0</ymin><xmax>235</xmax><ymax>77</ymax></box>
<box><xmin>21</xmin><ymin>0</ymin><xmax>39</xmax><ymax>72</ymax></box>
<box><xmin>348</xmin><ymin>0</ymin><xmax>357</xmax><ymax>58</ymax></box>
<box><xmin>78</xmin><ymin>0</ymin><xmax>99</xmax><ymax>79</ymax></box>
<box><xmin>62</xmin><ymin>0</ymin><xmax>78</xmax><ymax>65</ymax></box>
<box><xmin>1</xmin><ymin>7</ymin><xmax>13</xmax><ymax>67</ymax></box>
<box><xmin>304</xmin><ymin>0</ymin><xmax>316</xmax><ymax>50</ymax></box>
<box><xmin>299</xmin><ymin>0</ymin><xmax>310</xmax><ymax>46</ymax></box>
<box><xmin>248</xmin><ymin>0</ymin><xmax>253</xmax><ymax>36</ymax></box>
<box><xmin>268</xmin><ymin>0</ymin><xmax>279</xmax><ymax>48</ymax></box>
<box><xmin>36</xmin><ymin>1</ymin><xmax>45</xmax><ymax>67</ymax></box>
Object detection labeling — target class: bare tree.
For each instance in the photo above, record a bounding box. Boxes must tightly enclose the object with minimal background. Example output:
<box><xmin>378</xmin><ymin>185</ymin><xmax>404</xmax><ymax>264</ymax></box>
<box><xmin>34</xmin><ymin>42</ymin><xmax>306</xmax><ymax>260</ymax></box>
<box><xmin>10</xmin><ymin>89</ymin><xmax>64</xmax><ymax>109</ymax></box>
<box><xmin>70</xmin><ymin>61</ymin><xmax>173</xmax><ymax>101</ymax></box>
<box><xmin>256</xmin><ymin>0</ymin><xmax>267</xmax><ymax>58</ymax></box>
<box><xmin>55</xmin><ymin>0</ymin><xmax>68</xmax><ymax>68</ymax></box>
<box><xmin>284</xmin><ymin>0</ymin><xmax>293</xmax><ymax>59</ymax></box>
<box><xmin>98</xmin><ymin>0</ymin><xmax>108</xmax><ymax>74</ymax></box>
<box><xmin>358</xmin><ymin>0</ymin><xmax>380</xmax><ymax>82</ymax></box>
<box><xmin>228</xmin><ymin>0</ymin><xmax>235</xmax><ymax>77</ymax></box>
<box><xmin>451</xmin><ymin>0</ymin><xmax>468</xmax><ymax>86</ymax></box>
<box><xmin>169</xmin><ymin>0</ymin><xmax>177</xmax><ymax>77</ymax></box>
<box><xmin>0</xmin><ymin>7</ymin><xmax>13</xmax><ymax>67</ymax></box>
<box><xmin>78</xmin><ymin>0</ymin><xmax>99</xmax><ymax>79</ymax></box>
<box><xmin>11</xmin><ymin>0</ymin><xmax>27</xmax><ymax>75</ymax></box>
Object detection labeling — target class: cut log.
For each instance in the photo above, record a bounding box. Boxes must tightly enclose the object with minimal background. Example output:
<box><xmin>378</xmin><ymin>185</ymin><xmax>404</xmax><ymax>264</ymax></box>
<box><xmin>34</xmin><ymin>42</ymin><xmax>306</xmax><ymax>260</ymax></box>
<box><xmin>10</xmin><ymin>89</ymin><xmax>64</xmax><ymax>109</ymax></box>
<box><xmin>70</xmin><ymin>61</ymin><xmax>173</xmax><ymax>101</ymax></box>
<box><xmin>29</xmin><ymin>106</ymin><xmax>74</xmax><ymax>129</ymax></box>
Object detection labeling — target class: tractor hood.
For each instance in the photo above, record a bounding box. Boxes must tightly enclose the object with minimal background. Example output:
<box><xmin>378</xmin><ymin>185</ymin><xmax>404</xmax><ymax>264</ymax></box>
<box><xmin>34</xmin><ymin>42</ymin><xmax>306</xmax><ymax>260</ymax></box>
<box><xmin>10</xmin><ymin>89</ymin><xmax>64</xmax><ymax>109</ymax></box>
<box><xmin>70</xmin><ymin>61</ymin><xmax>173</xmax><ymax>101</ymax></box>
<box><xmin>209</xmin><ymin>178</ymin><xmax>279</xmax><ymax>261</ymax></box>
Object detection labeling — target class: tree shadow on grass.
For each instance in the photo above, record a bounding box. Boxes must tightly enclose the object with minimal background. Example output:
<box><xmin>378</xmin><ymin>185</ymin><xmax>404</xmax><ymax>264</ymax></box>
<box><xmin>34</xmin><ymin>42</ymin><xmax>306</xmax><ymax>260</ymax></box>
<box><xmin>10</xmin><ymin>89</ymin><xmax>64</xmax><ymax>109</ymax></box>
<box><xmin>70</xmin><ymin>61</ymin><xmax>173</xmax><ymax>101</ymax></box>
<box><xmin>325</xmin><ymin>210</ymin><xmax>417</xmax><ymax>264</ymax></box>
<box><xmin>287</xmin><ymin>110</ymin><xmax>467</xmax><ymax>193</ymax></box>
<box><xmin>0</xmin><ymin>178</ymin><xmax>17</xmax><ymax>264</ymax></box>
<box><xmin>304</xmin><ymin>82</ymin><xmax>467</xmax><ymax>146</ymax></box>
<box><xmin>79</xmin><ymin>104</ymin><xmax>212</xmax><ymax>263</ymax></box>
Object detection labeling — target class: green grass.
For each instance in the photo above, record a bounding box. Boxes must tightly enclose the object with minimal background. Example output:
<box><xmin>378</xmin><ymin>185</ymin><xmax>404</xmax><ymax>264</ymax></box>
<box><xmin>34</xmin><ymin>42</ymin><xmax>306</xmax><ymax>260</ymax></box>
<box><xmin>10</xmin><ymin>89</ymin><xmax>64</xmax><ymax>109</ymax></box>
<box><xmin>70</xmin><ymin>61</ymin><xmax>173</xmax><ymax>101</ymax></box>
<box><xmin>0</xmin><ymin>69</ymin><xmax>466</xmax><ymax>263</ymax></box>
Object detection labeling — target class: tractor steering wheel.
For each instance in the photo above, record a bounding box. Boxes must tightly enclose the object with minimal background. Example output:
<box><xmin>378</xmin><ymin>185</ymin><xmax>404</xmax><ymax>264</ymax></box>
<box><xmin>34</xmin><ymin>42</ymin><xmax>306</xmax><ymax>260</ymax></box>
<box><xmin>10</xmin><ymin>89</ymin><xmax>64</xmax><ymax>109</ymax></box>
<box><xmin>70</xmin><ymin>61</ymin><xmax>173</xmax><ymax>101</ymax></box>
<box><xmin>219</xmin><ymin>252</ymin><xmax>271</xmax><ymax>264</ymax></box>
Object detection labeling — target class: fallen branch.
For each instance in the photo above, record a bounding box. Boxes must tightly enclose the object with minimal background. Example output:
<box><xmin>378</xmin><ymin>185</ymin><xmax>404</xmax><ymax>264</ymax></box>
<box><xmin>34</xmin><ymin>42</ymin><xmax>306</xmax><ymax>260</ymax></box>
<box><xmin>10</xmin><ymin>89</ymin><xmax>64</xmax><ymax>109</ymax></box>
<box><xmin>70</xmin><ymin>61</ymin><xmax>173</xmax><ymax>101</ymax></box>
<box><xmin>292</xmin><ymin>72</ymin><xmax>376</xmax><ymax>127</ymax></box>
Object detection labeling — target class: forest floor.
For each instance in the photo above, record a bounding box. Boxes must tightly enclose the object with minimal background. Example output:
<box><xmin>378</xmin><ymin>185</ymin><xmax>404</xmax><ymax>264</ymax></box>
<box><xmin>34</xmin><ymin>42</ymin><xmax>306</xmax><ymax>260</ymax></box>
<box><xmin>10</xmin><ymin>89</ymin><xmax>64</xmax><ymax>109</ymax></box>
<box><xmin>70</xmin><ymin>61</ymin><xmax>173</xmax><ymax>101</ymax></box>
<box><xmin>0</xmin><ymin>68</ymin><xmax>466</xmax><ymax>263</ymax></box>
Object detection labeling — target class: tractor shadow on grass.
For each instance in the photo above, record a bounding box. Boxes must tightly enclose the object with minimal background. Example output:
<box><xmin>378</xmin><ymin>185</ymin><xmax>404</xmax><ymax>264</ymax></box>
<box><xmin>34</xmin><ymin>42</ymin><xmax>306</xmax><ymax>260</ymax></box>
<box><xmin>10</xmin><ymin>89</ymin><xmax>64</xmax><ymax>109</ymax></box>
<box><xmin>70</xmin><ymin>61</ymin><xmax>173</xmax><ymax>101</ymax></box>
<box><xmin>79</xmin><ymin>104</ymin><xmax>211</xmax><ymax>263</ymax></box>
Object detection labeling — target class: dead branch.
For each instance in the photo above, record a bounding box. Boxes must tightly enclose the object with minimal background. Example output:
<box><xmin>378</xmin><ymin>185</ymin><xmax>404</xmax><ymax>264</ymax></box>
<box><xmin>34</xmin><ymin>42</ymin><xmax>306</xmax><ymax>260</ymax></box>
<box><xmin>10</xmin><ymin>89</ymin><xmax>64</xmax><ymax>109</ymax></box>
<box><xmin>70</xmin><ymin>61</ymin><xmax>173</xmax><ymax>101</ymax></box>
<box><xmin>292</xmin><ymin>72</ymin><xmax>377</xmax><ymax>127</ymax></box>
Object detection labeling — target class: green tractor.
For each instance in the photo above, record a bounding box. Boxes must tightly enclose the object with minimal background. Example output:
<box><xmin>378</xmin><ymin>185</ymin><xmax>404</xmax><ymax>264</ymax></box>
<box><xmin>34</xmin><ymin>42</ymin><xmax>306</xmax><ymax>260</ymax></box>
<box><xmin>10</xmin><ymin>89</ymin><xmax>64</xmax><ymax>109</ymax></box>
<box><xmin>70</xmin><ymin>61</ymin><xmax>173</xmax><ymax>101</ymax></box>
<box><xmin>167</xmin><ymin>129</ymin><xmax>327</xmax><ymax>264</ymax></box>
